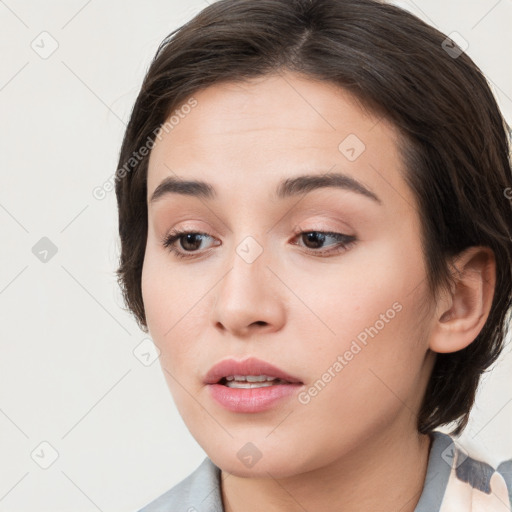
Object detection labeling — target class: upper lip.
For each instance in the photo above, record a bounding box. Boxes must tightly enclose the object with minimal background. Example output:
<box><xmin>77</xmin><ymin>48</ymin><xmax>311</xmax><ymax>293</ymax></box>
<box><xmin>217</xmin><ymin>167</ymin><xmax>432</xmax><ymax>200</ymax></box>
<box><xmin>204</xmin><ymin>357</ymin><xmax>302</xmax><ymax>384</ymax></box>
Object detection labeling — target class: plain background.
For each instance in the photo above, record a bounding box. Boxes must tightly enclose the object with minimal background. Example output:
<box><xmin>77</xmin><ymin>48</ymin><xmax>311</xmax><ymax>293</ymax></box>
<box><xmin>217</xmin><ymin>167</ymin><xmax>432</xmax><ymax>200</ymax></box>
<box><xmin>0</xmin><ymin>1</ymin><xmax>511</xmax><ymax>510</ymax></box>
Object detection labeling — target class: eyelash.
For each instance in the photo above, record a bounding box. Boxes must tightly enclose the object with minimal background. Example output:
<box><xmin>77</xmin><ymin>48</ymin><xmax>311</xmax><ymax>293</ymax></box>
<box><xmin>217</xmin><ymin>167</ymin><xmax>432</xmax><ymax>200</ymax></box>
<box><xmin>161</xmin><ymin>227</ymin><xmax>356</xmax><ymax>260</ymax></box>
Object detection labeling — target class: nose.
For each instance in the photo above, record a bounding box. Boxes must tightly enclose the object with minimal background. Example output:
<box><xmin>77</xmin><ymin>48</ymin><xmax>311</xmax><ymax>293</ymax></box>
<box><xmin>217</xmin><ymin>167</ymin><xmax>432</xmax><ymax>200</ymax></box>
<box><xmin>211</xmin><ymin>235</ymin><xmax>286</xmax><ymax>337</ymax></box>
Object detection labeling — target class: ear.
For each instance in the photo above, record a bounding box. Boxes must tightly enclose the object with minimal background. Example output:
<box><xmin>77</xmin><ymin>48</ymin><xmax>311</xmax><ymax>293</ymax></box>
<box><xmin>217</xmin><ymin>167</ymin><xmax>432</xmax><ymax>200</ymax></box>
<box><xmin>429</xmin><ymin>246</ymin><xmax>496</xmax><ymax>354</ymax></box>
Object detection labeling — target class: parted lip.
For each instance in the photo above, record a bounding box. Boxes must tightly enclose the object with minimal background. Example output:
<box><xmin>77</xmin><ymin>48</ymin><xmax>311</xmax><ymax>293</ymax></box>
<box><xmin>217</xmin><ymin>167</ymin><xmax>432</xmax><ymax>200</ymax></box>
<box><xmin>204</xmin><ymin>356</ymin><xmax>302</xmax><ymax>385</ymax></box>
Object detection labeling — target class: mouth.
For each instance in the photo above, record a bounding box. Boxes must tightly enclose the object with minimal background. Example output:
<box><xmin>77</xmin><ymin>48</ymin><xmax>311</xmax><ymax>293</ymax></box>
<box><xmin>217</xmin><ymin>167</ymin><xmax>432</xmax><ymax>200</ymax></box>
<box><xmin>204</xmin><ymin>357</ymin><xmax>303</xmax><ymax>413</ymax></box>
<box><xmin>218</xmin><ymin>375</ymin><xmax>295</xmax><ymax>389</ymax></box>
<box><xmin>204</xmin><ymin>356</ymin><xmax>302</xmax><ymax>386</ymax></box>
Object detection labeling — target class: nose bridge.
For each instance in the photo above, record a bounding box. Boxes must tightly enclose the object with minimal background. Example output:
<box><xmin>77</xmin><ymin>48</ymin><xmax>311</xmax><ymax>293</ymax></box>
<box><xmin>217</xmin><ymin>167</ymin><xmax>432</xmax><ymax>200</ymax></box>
<box><xmin>212</xmin><ymin>231</ymin><xmax>285</xmax><ymax>334</ymax></box>
<box><xmin>235</xmin><ymin>234</ymin><xmax>266</xmax><ymax>267</ymax></box>
<box><xmin>222</xmin><ymin>232</ymin><xmax>270</xmax><ymax>302</ymax></box>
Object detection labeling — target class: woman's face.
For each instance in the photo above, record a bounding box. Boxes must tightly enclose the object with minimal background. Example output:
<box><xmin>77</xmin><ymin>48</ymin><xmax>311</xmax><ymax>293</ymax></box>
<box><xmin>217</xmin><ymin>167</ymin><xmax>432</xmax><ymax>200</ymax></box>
<box><xmin>142</xmin><ymin>72</ymin><xmax>437</xmax><ymax>477</ymax></box>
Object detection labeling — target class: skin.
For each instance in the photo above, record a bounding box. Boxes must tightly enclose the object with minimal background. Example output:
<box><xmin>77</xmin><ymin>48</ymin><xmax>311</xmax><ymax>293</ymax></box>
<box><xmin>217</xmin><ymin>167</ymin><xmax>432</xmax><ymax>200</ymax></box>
<box><xmin>142</xmin><ymin>71</ymin><xmax>496</xmax><ymax>512</ymax></box>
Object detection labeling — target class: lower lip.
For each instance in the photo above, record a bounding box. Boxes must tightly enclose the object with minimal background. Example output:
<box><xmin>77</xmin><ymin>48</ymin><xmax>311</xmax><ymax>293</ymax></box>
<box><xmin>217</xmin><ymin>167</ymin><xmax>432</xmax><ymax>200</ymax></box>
<box><xmin>207</xmin><ymin>382</ymin><xmax>302</xmax><ymax>413</ymax></box>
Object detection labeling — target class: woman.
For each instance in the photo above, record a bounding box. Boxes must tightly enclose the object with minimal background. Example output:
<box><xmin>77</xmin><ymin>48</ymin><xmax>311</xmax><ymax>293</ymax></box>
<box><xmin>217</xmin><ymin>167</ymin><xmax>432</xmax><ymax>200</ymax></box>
<box><xmin>115</xmin><ymin>0</ymin><xmax>512</xmax><ymax>510</ymax></box>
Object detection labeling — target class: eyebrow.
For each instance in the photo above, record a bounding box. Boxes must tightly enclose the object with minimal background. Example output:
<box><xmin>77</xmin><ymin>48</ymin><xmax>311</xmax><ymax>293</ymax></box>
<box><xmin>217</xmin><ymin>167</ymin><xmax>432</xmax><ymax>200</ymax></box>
<box><xmin>149</xmin><ymin>172</ymin><xmax>381</xmax><ymax>204</ymax></box>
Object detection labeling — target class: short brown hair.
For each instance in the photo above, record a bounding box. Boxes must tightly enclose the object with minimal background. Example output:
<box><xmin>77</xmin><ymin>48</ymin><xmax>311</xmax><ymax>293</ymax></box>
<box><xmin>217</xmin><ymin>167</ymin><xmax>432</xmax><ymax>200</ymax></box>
<box><xmin>115</xmin><ymin>0</ymin><xmax>512</xmax><ymax>435</ymax></box>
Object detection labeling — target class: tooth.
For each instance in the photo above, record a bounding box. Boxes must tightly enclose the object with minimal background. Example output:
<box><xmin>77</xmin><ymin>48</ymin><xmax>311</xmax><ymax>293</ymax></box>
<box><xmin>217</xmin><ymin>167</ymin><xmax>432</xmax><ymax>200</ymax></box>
<box><xmin>246</xmin><ymin>375</ymin><xmax>268</xmax><ymax>382</ymax></box>
<box><xmin>222</xmin><ymin>375</ymin><xmax>285</xmax><ymax>385</ymax></box>
<box><xmin>225</xmin><ymin>381</ymin><xmax>278</xmax><ymax>389</ymax></box>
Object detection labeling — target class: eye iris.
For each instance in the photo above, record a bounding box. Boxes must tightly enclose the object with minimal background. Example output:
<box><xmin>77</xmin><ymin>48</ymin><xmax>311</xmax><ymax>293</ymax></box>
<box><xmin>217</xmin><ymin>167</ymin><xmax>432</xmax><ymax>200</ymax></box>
<box><xmin>303</xmin><ymin>232</ymin><xmax>325</xmax><ymax>249</ymax></box>
<box><xmin>182</xmin><ymin>233</ymin><xmax>202</xmax><ymax>251</ymax></box>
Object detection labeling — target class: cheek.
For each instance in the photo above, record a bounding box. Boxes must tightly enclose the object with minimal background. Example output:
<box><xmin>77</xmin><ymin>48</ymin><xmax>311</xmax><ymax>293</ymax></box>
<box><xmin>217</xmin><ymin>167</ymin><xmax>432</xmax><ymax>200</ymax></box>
<box><xmin>290</xmin><ymin>235</ymin><xmax>426</xmax><ymax>344</ymax></box>
<box><xmin>141</xmin><ymin>249</ymin><xmax>181</xmax><ymax>352</ymax></box>
<box><xmin>291</xmin><ymin>237</ymin><xmax>431</xmax><ymax>404</ymax></box>
<box><xmin>141</xmin><ymin>247</ymin><xmax>215</xmax><ymax>370</ymax></box>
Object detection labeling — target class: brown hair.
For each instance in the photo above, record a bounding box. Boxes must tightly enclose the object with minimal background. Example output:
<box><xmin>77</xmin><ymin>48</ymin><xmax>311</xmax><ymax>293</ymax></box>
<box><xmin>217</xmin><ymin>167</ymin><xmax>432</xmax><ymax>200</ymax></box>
<box><xmin>115</xmin><ymin>0</ymin><xmax>512</xmax><ymax>435</ymax></box>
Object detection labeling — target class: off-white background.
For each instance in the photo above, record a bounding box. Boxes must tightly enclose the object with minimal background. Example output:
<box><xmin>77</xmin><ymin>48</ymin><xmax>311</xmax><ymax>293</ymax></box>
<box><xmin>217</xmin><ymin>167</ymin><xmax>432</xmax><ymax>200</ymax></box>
<box><xmin>0</xmin><ymin>1</ymin><xmax>511</xmax><ymax>511</ymax></box>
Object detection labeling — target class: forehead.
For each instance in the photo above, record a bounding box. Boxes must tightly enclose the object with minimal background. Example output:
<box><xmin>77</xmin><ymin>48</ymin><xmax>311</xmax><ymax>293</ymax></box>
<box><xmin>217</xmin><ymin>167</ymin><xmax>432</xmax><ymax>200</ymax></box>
<box><xmin>146</xmin><ymin>72</ymin><xmax>415</xmax><ymax>214</ymax></box>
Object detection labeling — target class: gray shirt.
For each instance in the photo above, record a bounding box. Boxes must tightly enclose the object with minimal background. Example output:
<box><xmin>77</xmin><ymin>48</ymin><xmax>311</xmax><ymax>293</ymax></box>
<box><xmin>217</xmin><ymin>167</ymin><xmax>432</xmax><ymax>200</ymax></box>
<box><xmin>138</xmin><ymin>431</ymin><xmax>512</xmax><ymax>511</ymax></box>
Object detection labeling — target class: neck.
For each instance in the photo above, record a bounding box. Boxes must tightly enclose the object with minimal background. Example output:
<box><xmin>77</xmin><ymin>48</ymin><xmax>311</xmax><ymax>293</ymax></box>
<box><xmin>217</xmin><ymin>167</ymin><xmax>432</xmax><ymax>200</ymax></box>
<box><xmin>220</xmin><ymin>424</ymin><xmax>432</xmax><ymax>512</ymax></box>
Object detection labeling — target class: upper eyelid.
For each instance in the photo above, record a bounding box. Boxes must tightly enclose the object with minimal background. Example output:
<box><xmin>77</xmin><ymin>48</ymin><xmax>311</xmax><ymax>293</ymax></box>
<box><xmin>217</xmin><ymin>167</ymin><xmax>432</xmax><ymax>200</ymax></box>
<box><xmin>166</xmin><ymin>227</ymin><xmax>351</xmax><ymax>238</ymax></box>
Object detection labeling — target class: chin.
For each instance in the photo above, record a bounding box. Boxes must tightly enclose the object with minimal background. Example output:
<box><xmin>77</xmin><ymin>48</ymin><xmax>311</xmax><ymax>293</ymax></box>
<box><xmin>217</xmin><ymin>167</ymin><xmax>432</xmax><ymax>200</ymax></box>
<box><xmin>205</xmin><ymin>442</ymin><xmax>314</xmax><ymax>480</ymax></box>
<box><xmin>213</xmin><ymin>455</ymin><xmax>296</xmax><ymax>478</ymax></box>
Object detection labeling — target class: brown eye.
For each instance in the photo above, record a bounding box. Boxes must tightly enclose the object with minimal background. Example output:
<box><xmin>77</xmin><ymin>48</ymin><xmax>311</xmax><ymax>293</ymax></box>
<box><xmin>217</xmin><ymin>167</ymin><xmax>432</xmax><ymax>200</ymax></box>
<box><xmin>301</xmin><ymin>232</ymin><xmax>327</xmax><ymax>249</ymax></box>
<box><xmin>293</xmin><ymin>231</ymin><xmax>356</xmax><ymax>256</ymax></box>
<box><xmin>179</xmin><ymin>233</ymin><xmax>205</xmax><ymax>251</ymax></box>
<box><xmin>162</xmin><ymin>229</ymin><xmax>218</xmax><ymax>259</ymax></box>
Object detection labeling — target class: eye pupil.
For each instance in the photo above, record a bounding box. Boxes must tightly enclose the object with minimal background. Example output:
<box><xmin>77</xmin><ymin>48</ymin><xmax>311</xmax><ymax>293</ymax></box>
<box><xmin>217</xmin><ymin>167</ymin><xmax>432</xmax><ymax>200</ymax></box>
<box><xmin>303</xmin><ymin>232</ymin><xmax>325</xmax><ymax>249</ymax></box>
<box><xmin>182</xmin><ymin>233</ymin><xmax>202</xmax><ymax>251</ymax></box>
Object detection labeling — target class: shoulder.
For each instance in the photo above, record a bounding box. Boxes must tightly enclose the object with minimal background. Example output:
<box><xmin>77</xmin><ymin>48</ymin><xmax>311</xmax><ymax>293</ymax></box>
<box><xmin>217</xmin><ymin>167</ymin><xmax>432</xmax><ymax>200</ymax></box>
<box><xmin>498</xmin><ymin>458</ymin><xmax>512</xmax><ymax>507</ymax></box>
<box><xmin>415</xmin><ymin>431</ymin><xmax>512</xmax><ymax>512</ymax></box>
<box><xmin>137</xmin><ymin>457</ymin><xmax>224</xmax><ymax>512</ymax></box>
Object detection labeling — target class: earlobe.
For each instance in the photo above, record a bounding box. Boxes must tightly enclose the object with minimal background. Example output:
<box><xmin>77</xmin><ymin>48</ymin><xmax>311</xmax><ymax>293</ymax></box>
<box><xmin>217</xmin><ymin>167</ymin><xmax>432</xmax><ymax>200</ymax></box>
<box><xmin>429</xmin><ymin>246</ymin><xmax>496</xmax><ymax>354</ymax></box>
